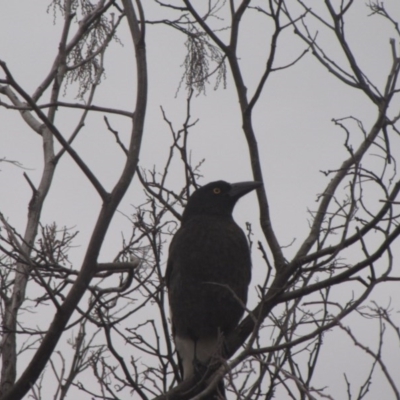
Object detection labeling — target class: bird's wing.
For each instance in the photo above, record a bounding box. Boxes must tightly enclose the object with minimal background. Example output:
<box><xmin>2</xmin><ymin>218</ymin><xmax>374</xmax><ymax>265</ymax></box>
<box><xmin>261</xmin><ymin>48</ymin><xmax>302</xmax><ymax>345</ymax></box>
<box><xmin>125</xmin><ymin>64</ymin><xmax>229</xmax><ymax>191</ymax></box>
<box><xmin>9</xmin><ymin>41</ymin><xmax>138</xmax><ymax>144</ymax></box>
<box><xmin>165</xmin><ymin>234</ymin><xmax>185</xmax><ymax>380</ymax></box>
<box><xmin>165</xmin><ymin>235</ymin><xmax>177</xmax><ymax>289</ymax></box>
<box><xmin>165</xmin><ymin>224</ymin><xmax>185</xmax><ymax>288</ymax></box>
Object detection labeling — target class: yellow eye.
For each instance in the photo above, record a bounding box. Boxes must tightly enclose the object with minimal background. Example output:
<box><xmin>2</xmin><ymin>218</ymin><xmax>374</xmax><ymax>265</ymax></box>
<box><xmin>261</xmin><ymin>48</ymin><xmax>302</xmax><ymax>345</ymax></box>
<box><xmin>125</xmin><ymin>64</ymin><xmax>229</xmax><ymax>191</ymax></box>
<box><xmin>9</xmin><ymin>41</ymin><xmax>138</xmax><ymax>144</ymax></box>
<box><xmin>213</xmin><ymin>188</ymin><xmax>221</xmax><ymax>194</ymax></box>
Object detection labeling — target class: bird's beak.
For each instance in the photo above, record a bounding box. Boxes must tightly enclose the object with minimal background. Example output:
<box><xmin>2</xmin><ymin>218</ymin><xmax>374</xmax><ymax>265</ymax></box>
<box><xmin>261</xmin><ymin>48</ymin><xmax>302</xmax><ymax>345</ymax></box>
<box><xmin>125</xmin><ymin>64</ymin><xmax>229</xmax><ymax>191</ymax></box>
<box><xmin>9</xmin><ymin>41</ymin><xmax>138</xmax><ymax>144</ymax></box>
<box><xmin>229</xmin><ymin>181</ymin><xmax>262</xmax><ymax>198</ymax></box>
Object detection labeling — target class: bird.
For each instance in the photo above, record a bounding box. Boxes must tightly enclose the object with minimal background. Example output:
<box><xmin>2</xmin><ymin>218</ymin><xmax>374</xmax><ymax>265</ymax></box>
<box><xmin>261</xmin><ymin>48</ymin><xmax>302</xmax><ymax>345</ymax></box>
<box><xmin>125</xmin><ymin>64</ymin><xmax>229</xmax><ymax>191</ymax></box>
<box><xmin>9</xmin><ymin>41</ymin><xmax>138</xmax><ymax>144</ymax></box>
<box><xmin>166</xmin><ymin>180</ymin><xmax>261</xmax><ymax>399</ymax></box>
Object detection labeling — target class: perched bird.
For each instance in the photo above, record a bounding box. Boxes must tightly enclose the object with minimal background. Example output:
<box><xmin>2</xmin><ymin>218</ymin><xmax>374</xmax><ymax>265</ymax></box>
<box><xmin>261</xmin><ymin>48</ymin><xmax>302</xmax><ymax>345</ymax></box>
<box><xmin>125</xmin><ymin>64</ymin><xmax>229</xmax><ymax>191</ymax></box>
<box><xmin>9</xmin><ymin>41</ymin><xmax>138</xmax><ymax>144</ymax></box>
<box><xmin>166</xmin><ymin>180</ymin><xmax>261</xmax><ymax>399</ymax></box>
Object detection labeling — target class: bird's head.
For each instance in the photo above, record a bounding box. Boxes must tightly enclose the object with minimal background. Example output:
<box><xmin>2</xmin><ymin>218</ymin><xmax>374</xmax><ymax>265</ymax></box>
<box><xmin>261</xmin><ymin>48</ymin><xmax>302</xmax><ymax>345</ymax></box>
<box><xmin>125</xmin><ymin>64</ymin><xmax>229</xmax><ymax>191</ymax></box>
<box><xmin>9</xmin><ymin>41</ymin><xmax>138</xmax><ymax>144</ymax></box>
<box><xmin>181</xmin><ymin>180</ymin><xmax>262</xmax><ymax>222</ymax></box>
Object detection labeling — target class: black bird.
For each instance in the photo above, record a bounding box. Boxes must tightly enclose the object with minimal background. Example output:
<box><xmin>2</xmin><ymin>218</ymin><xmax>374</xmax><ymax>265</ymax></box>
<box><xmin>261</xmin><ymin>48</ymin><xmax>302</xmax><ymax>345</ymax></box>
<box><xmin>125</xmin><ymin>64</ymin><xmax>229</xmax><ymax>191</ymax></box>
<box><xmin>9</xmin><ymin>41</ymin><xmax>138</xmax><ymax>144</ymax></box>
<box><xmin>166</xmin><ymin>180</ymin><xmax>261</xmax><ymax>399</ymax></box>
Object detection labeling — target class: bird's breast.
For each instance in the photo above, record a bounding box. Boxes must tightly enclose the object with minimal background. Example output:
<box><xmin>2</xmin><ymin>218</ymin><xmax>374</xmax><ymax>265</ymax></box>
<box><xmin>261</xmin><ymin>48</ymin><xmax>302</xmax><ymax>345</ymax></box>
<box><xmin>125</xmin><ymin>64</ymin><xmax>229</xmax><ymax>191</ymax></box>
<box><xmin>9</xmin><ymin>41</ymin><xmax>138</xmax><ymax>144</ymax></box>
<box><xmin>170</xmin><ymin>216</ymin><xmax>251</xmax><ymax>283</ymax></box>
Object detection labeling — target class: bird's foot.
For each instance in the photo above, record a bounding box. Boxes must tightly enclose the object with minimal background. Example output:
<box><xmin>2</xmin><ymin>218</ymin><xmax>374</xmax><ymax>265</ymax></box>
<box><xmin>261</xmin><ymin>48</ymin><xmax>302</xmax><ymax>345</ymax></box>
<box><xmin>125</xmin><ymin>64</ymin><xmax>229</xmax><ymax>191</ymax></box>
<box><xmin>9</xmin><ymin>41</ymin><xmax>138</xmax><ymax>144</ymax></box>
<box><xmin>193</xmin><ymin>357</ymin><xmax>208</xmax><ymax>376</ymax></box>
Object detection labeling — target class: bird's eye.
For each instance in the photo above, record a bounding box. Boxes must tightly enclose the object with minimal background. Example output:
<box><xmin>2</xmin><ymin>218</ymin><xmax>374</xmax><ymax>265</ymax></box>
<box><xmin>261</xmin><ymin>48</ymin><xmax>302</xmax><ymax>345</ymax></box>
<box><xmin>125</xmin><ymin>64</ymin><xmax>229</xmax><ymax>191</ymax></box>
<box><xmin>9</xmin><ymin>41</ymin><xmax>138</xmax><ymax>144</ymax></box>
<box><xmin>213</xmin><ymin>188</ymin><xmax>221</xmax><ymax>194</ymax></box>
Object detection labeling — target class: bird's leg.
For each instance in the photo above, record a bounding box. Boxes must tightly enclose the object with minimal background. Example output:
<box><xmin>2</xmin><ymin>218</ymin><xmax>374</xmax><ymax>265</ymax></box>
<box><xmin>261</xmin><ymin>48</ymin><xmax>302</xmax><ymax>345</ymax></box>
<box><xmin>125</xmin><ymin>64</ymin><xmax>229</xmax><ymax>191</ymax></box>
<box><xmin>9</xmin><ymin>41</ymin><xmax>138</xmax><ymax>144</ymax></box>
<box><xmin>193</xmin><ymin>332</ymin><xmax>225</xmax><ymax>374</ymax></box>
<box><xmin>192</xmin><ymin>333</ymin><xmax>227</xmax><ymax>399</ymax></box>
<box><xmin>192</xmin><ymin>340</ymin><xmax>206</xmax><ymax>374</ymax></box>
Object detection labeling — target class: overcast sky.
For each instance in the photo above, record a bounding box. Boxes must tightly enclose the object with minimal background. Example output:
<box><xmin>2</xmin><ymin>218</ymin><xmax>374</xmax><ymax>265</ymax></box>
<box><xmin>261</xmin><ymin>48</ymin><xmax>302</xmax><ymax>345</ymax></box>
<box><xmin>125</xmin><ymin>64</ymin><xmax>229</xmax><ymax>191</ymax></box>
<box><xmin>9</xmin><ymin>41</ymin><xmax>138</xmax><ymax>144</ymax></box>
<box><xmin>1</xmin><ymin>1</ymin><xmax>400</xmax><ymax>399</ymax></box>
